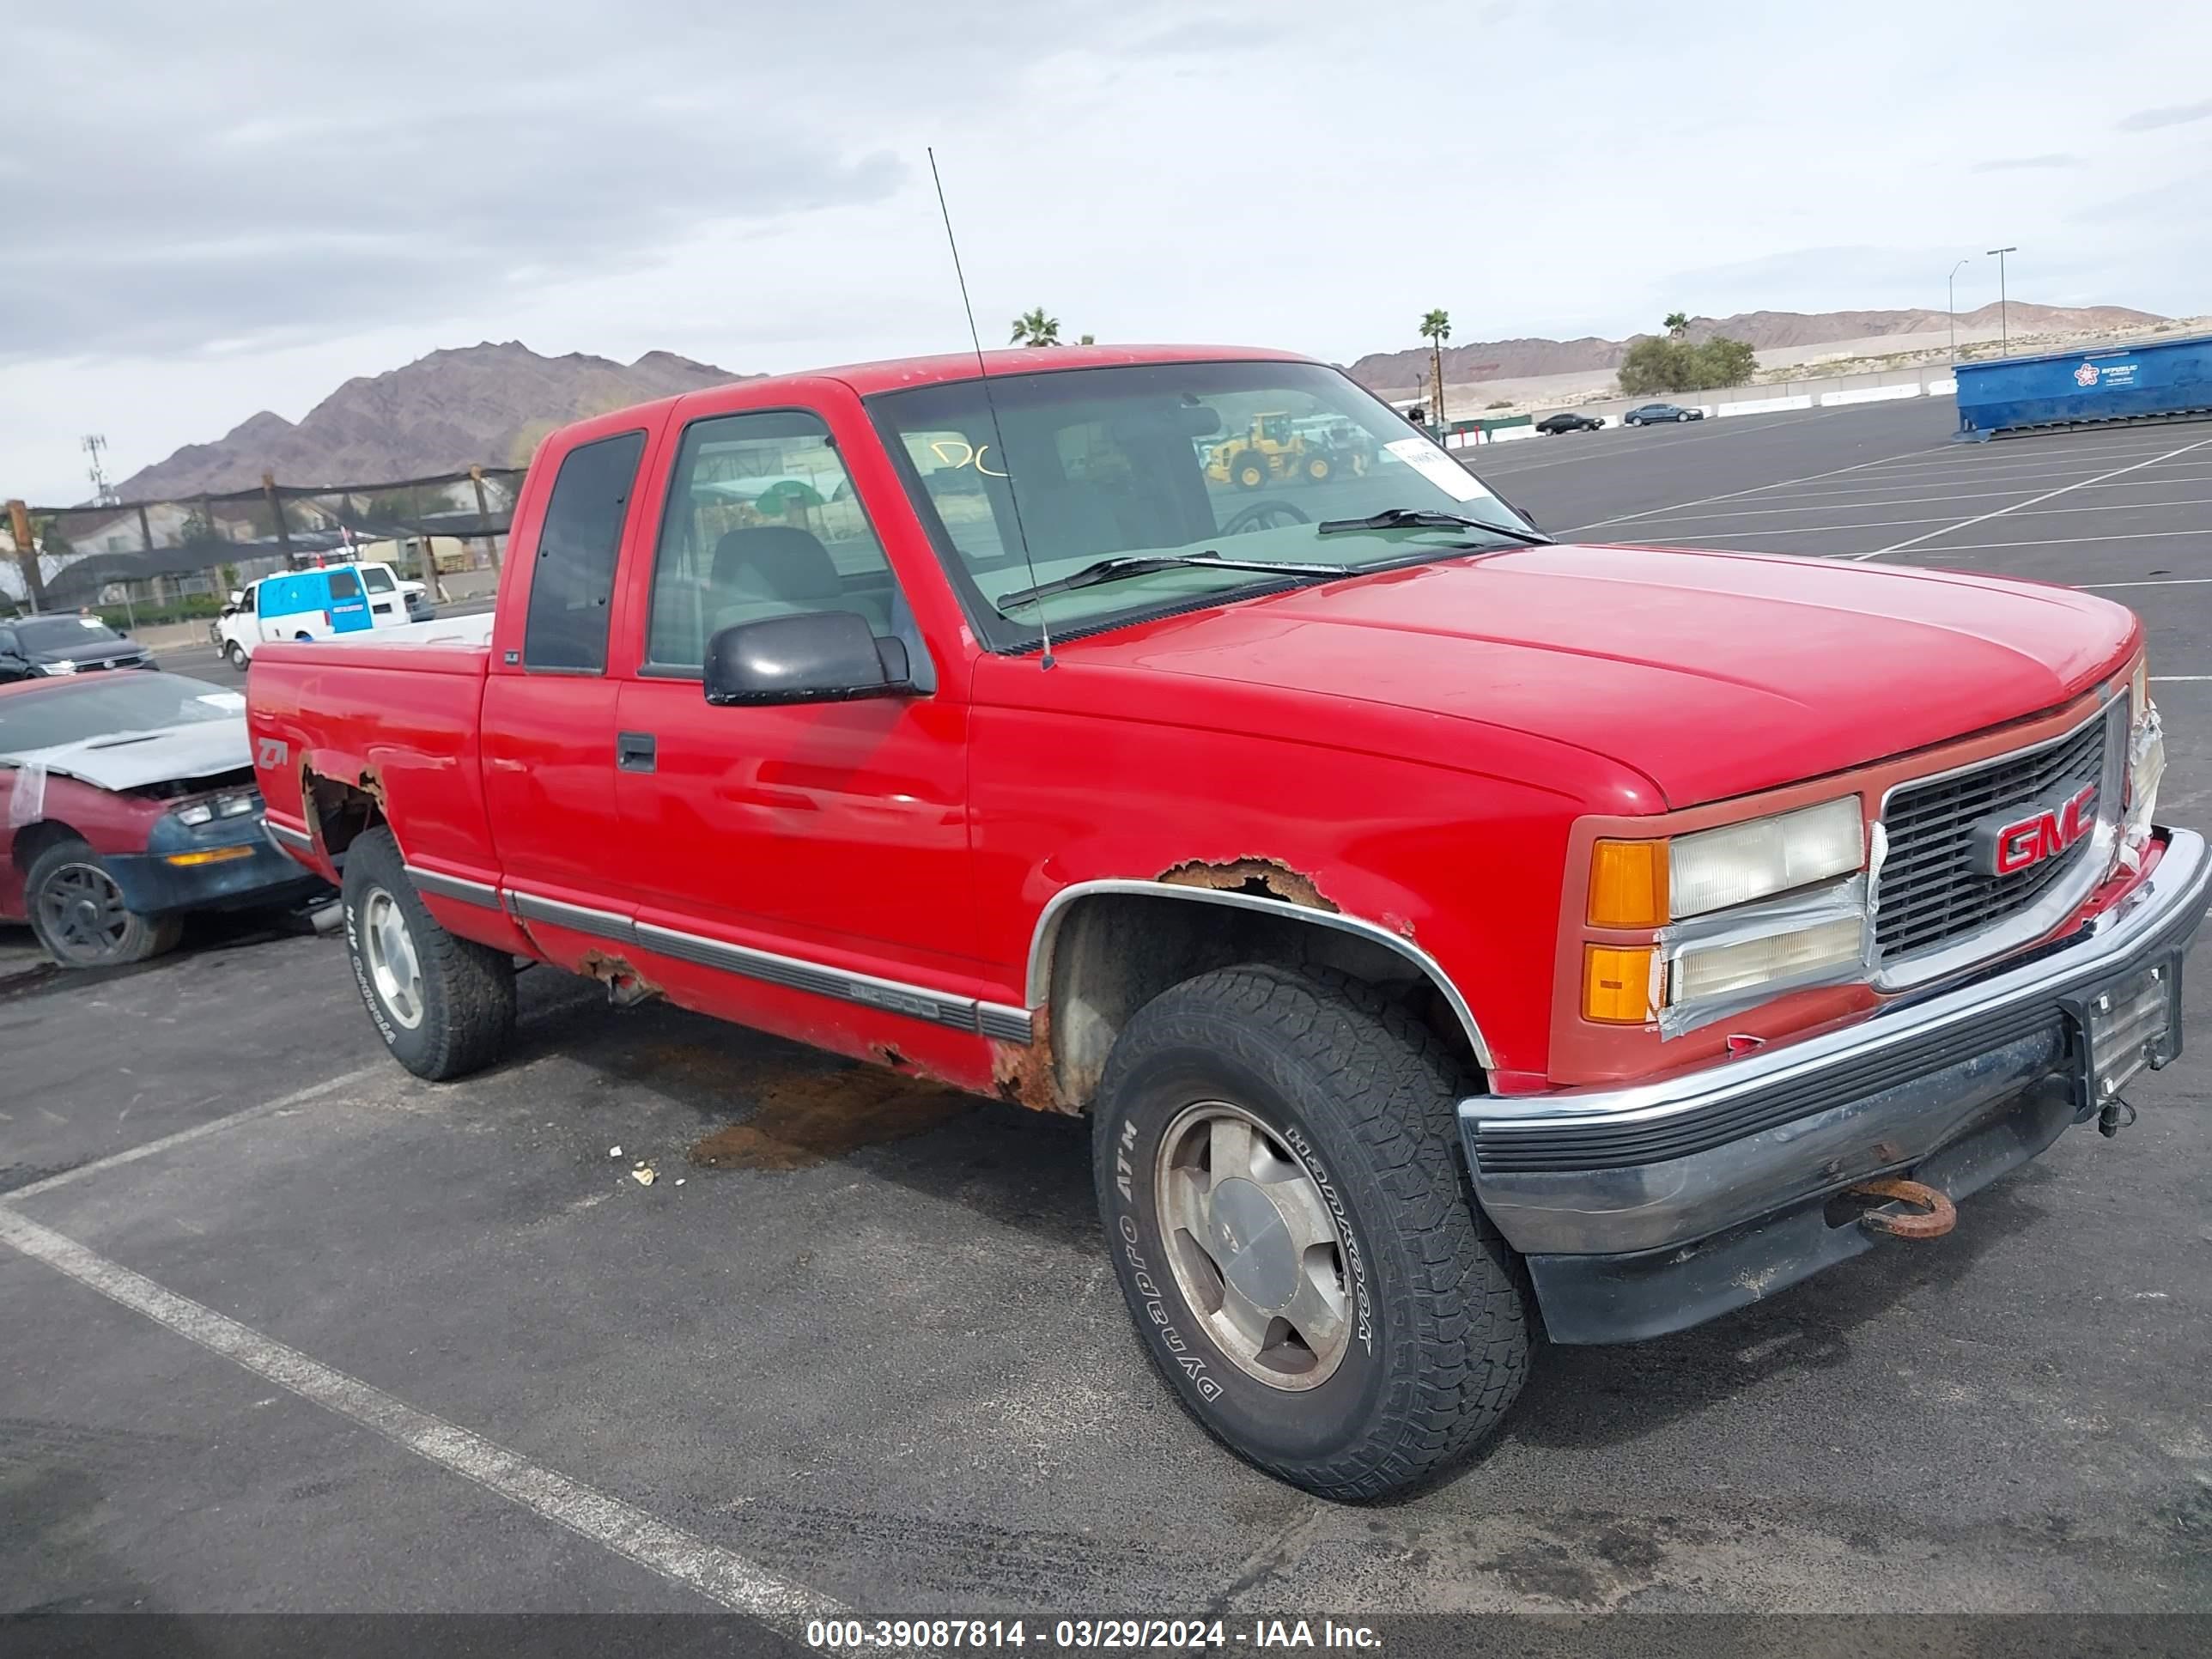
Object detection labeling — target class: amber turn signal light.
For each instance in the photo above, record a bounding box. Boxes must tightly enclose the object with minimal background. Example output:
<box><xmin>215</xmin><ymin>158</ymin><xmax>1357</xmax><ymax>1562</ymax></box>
<box><xmin>1588</xmin><ymin>839</ymin><xmax>1668</xmax><ymax>927</ymax></box>
<box><xmin>1583</xmin><ymin>945</ymin><xmax>1657</xmax><ymax>1024</ymax></box>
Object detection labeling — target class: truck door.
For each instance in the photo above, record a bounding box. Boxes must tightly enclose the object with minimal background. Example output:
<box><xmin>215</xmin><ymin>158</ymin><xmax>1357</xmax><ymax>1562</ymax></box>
<box><xmin>611</xmin><ymin>404</ymin><xmax>980</xmax><ymax>1036</ymax></box>
<box><xmin>479</xmin><ymin>425</ymin><xmax>652</xmax><ymax>962</ymax></box>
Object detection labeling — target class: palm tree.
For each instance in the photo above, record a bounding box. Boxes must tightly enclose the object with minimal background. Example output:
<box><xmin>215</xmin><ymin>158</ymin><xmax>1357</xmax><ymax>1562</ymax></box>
<box><xmin>1419</xmin><ymin>308</ymin><xmax>1451</xmax><ymax>430</ymax></box>
<box><xmin>1663</xmin><ymin>311</ymin><xmax>1691</xmax><ymax>337</ymax></box>
<box><xmin>1009</xmin><ymin>308</ymin><xmax>1061</xmax><ymax>348</ymax></box>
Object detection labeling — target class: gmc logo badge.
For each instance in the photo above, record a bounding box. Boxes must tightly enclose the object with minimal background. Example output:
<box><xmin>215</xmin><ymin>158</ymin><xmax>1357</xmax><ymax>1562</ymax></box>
<box><xmin>1971</xmin><ymin>783</ymin><xmax>2097</xmax><ymax>877</ymax></box>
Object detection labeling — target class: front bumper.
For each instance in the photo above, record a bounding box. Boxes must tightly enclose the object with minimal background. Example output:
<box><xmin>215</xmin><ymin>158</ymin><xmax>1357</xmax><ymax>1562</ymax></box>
<box><xmin>107</xmin><ymin>816</ymin><xmax>332</xmax><ymax>917</ymax></box>
<box><xmin>1460</xmin><ymin>825</ymin><xmax>2212</xmax><ymax>1343</ymax></box>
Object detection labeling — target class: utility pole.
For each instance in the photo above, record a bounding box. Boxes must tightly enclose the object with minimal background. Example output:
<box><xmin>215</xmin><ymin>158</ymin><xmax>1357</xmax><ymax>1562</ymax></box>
<box><xmin>262</xmin><ymin>472</ymin><xmax>294</xmax><ymax>567</ymax></box>
<box><xmin>82</xmin><ymin>434</ymin><xmax>114</xmax><ymax>505</ymax></box>
<box><xmin>1986</xmin><ymin>246</ymin><xmax>2018</xmax><ymax>355</ymax></box>
<box><xmin>7</xmin><ymin>499</ymin><xmax>46</xmax><ymax>613</ymax></box>
<box><xmin>1948</xmin><ymin>258</ymin><xmax>1971</xmax><ymax>365</ymax></box>
<box><xmin>469</xmin><ymin>465</ymin><xmax>501</xmax><ymax>571</ymax></box>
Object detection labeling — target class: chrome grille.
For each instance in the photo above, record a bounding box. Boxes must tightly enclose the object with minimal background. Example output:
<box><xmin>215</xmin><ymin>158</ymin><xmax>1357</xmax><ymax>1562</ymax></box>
<box><xmin>1875</xmin><ymin>708</ymin><xmax>2116</xmax><ymax>962</ymax></box>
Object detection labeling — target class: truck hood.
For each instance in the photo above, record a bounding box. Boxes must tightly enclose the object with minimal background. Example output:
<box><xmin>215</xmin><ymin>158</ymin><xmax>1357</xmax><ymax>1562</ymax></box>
<box><xmin>2</xmin><ymin>719</ymin><xmax>251</xmax><ymax>793</ymax></box>
<box><xmin>1082</xmin><ymin>544</ymin><xmax>2139</xmax><ymax>807</ymax></box>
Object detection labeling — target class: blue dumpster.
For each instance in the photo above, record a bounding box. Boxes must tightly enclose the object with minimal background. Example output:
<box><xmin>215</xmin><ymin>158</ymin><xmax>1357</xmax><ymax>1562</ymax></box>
<box><xmin>1954</xmin><ymin>332</ymin><xmax>2212</xmax><ymax>439</ymax></box>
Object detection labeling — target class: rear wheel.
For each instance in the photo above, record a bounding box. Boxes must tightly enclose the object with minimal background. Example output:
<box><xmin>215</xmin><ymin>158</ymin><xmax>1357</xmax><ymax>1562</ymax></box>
<box><xmin>25</xmin><ymin>838</ymin><xmax>183</xmax><ymax>968</ymax></box>
<box><xmin>340</xmin><ymin>826</ymin><xmax>516</xmax><ymax>1079</ymax></box>
<box><xmin>1094</xmin><ymin>964</ymin><xmax>1529</xmax><ymax>1499</ymax></box>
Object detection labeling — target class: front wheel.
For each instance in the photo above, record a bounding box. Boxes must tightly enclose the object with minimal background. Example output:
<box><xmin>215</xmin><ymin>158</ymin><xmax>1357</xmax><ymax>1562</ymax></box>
<box><xmin>225</xmin><ymin>641</ymin><xmax>249</xmax><ymax>669</ymax></box>
<box><xmin>25</xmin><ymin>838</ymin><xmax>183</xmax><ymax>968</ymax></box>
<box><xmin>1093</xmin><ymin>964</ymin><xmax>1529</xmax><ymax>1500</ymax></box>
<box><xmin>341</xmin><ymin>827</ymin><xmax>516</xmax><ymax>1079</ymax></box>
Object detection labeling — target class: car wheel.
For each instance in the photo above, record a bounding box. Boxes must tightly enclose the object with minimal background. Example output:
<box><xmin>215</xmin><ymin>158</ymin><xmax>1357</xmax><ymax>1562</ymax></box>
<box><xmin>341</xmin><ymin>826</ymin><xmax>517</xmax><ymax>1080</ymax></box>
<box><xmin>1234</xmin><ymin>455</ymin><xmax>1270</xmax><ymax>491</ymax></box>
<box><xmin>25</xmin><ymin>837</ymin><xmax>184</xmax><ymax>969</ymax></box>
<box><xmin>226</xmin><ymin>641</ymin><xmax>249</xmax><ymax>669</ymax></box>
<box><xmin>1093</xmin><ymin>963</ymin><xmax>1529</xmax><ymax>1500</ymax></box>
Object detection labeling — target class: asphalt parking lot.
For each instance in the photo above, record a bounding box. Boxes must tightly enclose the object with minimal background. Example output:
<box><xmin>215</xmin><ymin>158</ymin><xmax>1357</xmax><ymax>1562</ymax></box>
<box><xmin>5</xmin><ymin>402</ymin><xmax>2210</xmax><ymax>1632</ymax></box>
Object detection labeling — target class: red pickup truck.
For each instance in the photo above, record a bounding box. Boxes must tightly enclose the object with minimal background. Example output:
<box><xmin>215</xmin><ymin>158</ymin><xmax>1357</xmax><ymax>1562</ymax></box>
<box><xmin>249</xmin><ymin>343</ymin><xmax>2206</xmax><ymax>1499</ymax></box>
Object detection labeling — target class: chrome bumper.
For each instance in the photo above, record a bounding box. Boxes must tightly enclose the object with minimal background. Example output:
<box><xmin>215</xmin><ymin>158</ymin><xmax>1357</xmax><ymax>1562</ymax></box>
<box><xmin>1461</xmin><ymin>826</ymin><xmax>2212</xmax><ymax>1273</ymax></box>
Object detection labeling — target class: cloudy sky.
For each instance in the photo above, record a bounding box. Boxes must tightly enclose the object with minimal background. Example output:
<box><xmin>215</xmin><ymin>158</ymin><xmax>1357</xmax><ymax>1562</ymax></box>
<box><xmin>4</xmin><ymin>0</ymin><xmax>2209</xmax><ymax>501</ymax></box>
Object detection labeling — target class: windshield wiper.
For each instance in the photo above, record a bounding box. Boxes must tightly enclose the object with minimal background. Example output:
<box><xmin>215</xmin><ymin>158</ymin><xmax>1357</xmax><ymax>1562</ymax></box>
<box><xmin>996</xmin><ymin>550</ymin><xmax>1357</xmax><ymax>611</ymax></box>
<box><xmin>1316</xmin><ymin>507</ymin><xmax>1553</xmax><ymax>545</ymax></box>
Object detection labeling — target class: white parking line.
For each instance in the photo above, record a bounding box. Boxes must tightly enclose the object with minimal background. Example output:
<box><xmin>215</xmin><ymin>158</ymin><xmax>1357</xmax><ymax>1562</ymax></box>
<box><xmin>6</xmin><ymin>1066</ymin><xmax>386</xmax><ymax>1200</ymax></box>
<box><xmin>1875</xmin><ymin>526</ymin><xmax>2212</xmax><ymax>556</ymax></box>
<box><xmin>1857</xmin><ymin>435</ymin><xmax>2212</xmax><ymax>560</ymax></box>
<box><xmin>1710</xmin><ymin>465</ymin><xmax>2212</xmax><ymax>507</ymax></box>
<box><xmin>0</xmin><ymin>1205</ymin><xmax>851</xmax><ymax>1628</ymax></box>
<box><xmin>2150</xmin><ymin>677</ymin><xmax>2212</xmax><ymax>684</ymax></box>
<box><xmin>1632</xmin><ymin>494</ymin><xmax>2212</xmax><ymax>544</ymax></box>
<box><xmin>1566</xmin><ymin>441</ymin><xmax>1954</xmax><ymax>532</ymax></box>
<box><xmin>2079</xmin><ymin>576</ymin><xmax>2212</xmax><ymax>589</ymax></box>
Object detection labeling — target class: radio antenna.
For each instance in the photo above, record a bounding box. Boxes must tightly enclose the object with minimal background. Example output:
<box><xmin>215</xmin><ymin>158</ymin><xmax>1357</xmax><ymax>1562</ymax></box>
<box><xmin>927</xmin><ymin>146</ymin><xmax>1053</xmax><ymax>670</ymax></box>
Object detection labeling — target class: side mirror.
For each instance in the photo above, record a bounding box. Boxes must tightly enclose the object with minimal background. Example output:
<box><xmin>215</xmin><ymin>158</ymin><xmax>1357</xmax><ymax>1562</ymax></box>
<box><xmin>229</xmin><ymin>590</ymin><xmax>245</xmax><ymax>606</ymax></box>
<box><xmin>704</xmin><ymin>611</ymin><xmax>913</xmax><ymax>708</ymax></box>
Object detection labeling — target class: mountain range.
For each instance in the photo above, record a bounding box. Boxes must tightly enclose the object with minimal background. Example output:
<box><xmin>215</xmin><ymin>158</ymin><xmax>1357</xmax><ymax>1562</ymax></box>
<box><xmin>112</xmin><ymin>304</ymin><xmax>2166</xmax><ymax>500</ymax></box>
<box><xmin>1341</xmin><ymin>303</ymin><xmax>2165</xmax><ymax>389</ymax></box>
<box><xmin>115</xmin><ymin>343</ymin><xmax>745</xmax><ymax>499</ymax></box>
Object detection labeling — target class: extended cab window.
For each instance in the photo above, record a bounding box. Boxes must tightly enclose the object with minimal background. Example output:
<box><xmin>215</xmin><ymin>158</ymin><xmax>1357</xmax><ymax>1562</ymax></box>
<box><xmin>646</xmin><ymin>410</ymin><xmax>914</xmax><ymax>676</ymax></box>
<box><xmin>526</xmin><ymin>429</ymin><xmax>647</xmax><ymax>672</ymax></box>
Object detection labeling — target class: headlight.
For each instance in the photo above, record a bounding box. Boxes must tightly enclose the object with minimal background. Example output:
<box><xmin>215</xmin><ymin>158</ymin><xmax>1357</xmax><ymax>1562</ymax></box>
<box><xmin>1671</xmin><ymin>915</ymin><xmax>1865</xmax><ymax>1005</ymax></box>
<box><xmin>1670</xmin><ymin>798</ymin><xmax>1863</xmax><ymax>917</ymax></box>
<box><xmin>175</xmin><ymin>793</ymin><xmax>257</xmax><ymax>828</ymax></box>
<box><xmin>44</xmin><ymin>659</ymin><xmax>78</xmax><ymax>675</ymax></box>
<box><xmin>1588</xmin><ymin>797</ymin><xmax>1863</xmax><ymax>925</ymax></box>
<box><xmin>1583</xmin><ymin>796</ymin><xmax>1869</xmax><ymax>1027</ymax></box>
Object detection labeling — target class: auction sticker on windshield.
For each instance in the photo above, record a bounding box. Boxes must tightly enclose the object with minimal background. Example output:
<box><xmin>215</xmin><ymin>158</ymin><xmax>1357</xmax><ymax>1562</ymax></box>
<box><xmin>1382</xmin><ymin>437</ymin><xmax>1492</xmax><ymax>504</ymax></box>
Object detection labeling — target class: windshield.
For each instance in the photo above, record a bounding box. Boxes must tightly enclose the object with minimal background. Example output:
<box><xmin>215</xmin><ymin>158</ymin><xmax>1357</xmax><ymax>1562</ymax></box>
<box><xmin>15</xmin><ymin>616</ymin><xmax>126</xmax><ymax>654</ymax></box>
<box><xmin>0</xmin><ymin>673</ymin><xmax>241</xmax><ymax>752</ymax></box>
<box><xmin>869</xmin><ymin>360</ymin><xmax>1536</xmax><ymax>648</ymax></box>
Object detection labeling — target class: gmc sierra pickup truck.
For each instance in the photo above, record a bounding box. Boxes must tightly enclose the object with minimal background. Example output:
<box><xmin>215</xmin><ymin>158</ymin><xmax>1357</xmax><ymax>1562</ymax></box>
<box><xmin>249</xmin><ymin>343</ymin><xmax>2206</xmax><ymax>1500</ymax></box>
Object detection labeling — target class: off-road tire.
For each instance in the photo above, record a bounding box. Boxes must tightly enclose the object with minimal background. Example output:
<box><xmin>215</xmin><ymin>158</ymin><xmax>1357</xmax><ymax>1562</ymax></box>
<box><xmin>340</xmin><ymin>826</ymin><xmax>515</xmax><ymax>1080</ymax></box>
<box><xmin>1233</xmin><ymin>454</ymin><xmax>1271</xmax><ymax>491</ymax></box>
<box><xmin>1093</xmin><ymin>963</ymin><xmax>1528</xmax><ymax>1500</ymax></box>
<box><xmin>24</xmin><ymin>837</ymin><xmax>184</xmax><ymax>968</ymax></box>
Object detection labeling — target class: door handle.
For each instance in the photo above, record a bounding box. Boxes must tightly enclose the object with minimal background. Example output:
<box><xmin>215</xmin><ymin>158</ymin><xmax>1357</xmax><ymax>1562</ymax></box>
<box><xmin>617</xmin><ymin>731</ymin><xmax>657</xmax><ymax>773</ymax></box>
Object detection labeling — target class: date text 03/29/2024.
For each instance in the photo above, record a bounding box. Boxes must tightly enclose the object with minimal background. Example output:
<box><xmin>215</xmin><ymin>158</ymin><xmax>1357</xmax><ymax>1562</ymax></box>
<box><xmin>804</xmin><ymin>1619</ymin><xmax>1382</xmax><ymax>1650</ymax></box>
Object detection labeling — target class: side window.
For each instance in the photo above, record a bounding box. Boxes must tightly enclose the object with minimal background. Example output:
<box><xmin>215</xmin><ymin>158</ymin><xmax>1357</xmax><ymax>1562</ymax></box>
<box><xmin>243</xmin><ymin>586</ymin><xmax>258</xmax><ymax>614</ymax></box>
<box><xmin>525</xmin><ymin>429</ymin><xmax>647</xmax><ymax>672</ymax></box>
<box><xmin>0</xmin><ymin>629</ymin><xmax>15</xmax><ymax>654</ymax></box>
<box><xmin>327</xmin><ymin>568</ymin><xmax>362</xmax><ymax>599</ymax></box>
<box><xmin>360</xmin><ymin>566</ymin><xmax>395</xmax><ymax>592</ymax></box>
<box><xmin>645</xmin><ymin>410</ymin><xmax>902</xmax><ymax>674</ymax></box>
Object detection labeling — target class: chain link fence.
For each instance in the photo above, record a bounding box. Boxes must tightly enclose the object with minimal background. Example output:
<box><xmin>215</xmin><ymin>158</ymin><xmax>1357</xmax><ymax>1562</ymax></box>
<box><xmin>3</xmin><ymin>465</ymin><xmax>526</xmax><ymax>625</ymax></box>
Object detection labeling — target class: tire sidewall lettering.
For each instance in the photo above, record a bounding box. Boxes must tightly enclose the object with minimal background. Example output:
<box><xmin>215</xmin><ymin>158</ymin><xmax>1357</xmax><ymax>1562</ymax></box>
<box><xmin>1111</xmin><ymin>1124</ymin><xmax>1224</xmax><ymax>1403</ymax></box>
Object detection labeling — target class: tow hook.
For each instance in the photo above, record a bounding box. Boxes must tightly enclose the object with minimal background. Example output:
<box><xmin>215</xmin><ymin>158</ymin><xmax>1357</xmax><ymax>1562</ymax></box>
<box><xmin>1847</xmin><ymin>1176</ymin><xmax>1957</xmax><ymax>1240</ymax></box>
<box><xmin>2098</xmin><ymin>1097</ymin><xmax>2139</xmax><ymax>1139</ymax></box>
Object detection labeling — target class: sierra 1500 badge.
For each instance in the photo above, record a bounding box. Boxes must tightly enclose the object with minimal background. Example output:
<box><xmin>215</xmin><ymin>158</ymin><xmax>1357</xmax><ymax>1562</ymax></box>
<box><xmin>1972</xmin><ymin>782</ymin><xmax>2096</xmax><ymax>877</ymax></box>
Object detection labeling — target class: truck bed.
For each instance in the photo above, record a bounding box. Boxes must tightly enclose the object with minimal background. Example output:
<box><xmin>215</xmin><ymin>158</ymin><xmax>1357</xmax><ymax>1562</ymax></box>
<box><xmin>247</xmin><ymin>628</ymin><xmax>501</xmax><ymax>896</ymax></box>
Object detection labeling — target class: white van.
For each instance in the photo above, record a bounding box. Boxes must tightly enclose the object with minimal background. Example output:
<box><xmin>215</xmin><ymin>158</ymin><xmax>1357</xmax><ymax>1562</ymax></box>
<box><xmin>214</xmin><ymin>561</ymin><xmax>433</xmax><ymax>667</ymax></box>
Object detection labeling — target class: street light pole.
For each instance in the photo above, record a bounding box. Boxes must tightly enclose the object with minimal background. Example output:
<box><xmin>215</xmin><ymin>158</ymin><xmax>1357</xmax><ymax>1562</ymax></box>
<box><xmin>1986</xmin><ymin>246</ymin><xmax>2018</xmax><ymax>354</ymax></box>
<box><xmin>1948</xmin><ymin>258</ymin><xmax>1971</xmax><ymax>365</ymax></box>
